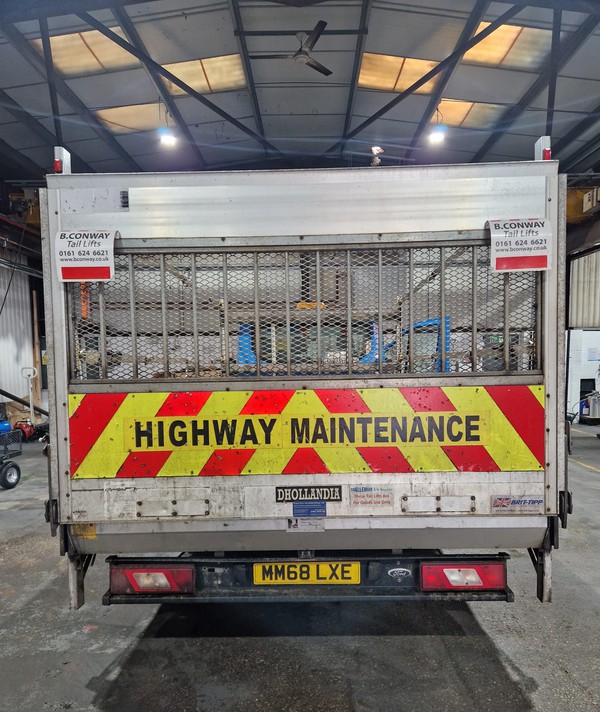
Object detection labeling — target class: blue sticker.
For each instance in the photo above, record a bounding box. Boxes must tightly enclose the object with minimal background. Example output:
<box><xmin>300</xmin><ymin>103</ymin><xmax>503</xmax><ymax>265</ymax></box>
<box><xmin>293</xmin><ymin>500</ymin><xmax>326</xmax><ymax>517</ymax></box>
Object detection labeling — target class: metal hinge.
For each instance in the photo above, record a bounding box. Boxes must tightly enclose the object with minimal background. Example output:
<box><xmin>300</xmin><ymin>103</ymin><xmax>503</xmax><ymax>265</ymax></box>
<box><xmin>44</xmin><ymin>499</ymin><xmax>59</xmax><ymax>536</ymax></box>
<box><xmin>559</xmin><ymin>490</ymin><xmax>573</xmax><ymax>529</ymax></box>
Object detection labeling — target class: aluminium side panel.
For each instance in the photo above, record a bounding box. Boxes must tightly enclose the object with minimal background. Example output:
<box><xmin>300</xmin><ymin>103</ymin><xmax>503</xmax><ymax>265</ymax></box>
<box><xmin>46</xmin><ymin>161</ymin><xmax>551</xmax><ymax>242</ymax></box>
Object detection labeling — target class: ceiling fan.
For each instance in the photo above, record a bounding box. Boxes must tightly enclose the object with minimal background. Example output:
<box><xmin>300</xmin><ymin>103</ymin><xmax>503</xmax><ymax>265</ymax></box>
<box><xmin>249</xmin><ymin>20</ymin><xmax>332</xmax><ymax>76</ymax></box>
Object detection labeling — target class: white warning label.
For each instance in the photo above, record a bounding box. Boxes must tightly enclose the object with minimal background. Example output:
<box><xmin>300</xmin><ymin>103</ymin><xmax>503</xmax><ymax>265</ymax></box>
<box><xmin>349</xmin><ymin>485</ymin><xmax>394</xmax><ymax>507</ymax></box>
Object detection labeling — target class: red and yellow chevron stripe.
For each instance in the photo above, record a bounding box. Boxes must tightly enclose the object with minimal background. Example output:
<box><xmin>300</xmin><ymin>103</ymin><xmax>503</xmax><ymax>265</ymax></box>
<box><xmin>68</xmin><ymin>386</ymin><xmax>545</xmax><ymax>478</ymax></box>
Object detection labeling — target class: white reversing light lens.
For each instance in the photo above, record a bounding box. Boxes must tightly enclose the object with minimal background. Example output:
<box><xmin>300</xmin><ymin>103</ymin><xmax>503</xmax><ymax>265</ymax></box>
<box><xmin>132</xmin><ymin>572</ymin><xmax>171</xmax><ymax>589</ymax></box>
<box><xmin>443</xmin><ymin>568</ymin><xmax>483</xmax><ymax>587</ymax></box>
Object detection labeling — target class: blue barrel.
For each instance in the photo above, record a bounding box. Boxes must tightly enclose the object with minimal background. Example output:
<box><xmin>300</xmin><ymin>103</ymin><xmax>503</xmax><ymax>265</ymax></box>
<box><xmin>0</xmin><ymin>420</ymin><xmax>11</xmax><ymax>434</ymax></box>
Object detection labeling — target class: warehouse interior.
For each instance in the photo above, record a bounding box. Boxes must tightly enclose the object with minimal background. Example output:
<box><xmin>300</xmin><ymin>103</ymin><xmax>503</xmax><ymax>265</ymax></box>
<box><xmin>0</xmin><ymin>0</ymin><xmax>599</xmax><ymax>416</ymax></box>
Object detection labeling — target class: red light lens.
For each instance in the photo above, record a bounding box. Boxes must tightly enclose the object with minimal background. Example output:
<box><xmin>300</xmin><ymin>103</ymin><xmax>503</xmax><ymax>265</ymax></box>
<box><xmin>110</xmin><ymin>565</ymin><xmax>195</xmax><ymax>594</ymax></box>
<box><xmin>53</xmin><ymin>158</ymin><xmax>63</xmax><ymax>174</ymax></box>
<box><xmin>542</xmin><ymin>148</ymin><xmax>552</xmax><ymax>160</ymax></box>
<box><xmin>420</xmin><ymin>562</ymin><xmax>506</xmax><ymax>591</ymax></box>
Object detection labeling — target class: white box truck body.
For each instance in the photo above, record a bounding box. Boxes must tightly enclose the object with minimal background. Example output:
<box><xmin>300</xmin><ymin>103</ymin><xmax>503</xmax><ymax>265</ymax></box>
<box><xmin>41</xmin><ymin>159</ymin><xmax>568</xmax><ymax>608</ymax></box>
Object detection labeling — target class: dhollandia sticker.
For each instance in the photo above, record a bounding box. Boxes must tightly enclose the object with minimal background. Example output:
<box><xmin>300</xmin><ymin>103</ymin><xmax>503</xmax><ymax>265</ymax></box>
<box><xmin>276</xmin><ymin>486</ymin><xmax>342</xmax><ymax>503</ymax></box>
<box><xmin>68</xmin><ymin>386</ymin><xmax>545</xmax><ymax>478</ymax></box>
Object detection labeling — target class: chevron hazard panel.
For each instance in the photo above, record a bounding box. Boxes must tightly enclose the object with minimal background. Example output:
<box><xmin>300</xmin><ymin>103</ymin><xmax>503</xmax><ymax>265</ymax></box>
<box><xmin>68</xmin><ymin>386</ymin><xmax>545</xmax><ymax>478</ymax></box>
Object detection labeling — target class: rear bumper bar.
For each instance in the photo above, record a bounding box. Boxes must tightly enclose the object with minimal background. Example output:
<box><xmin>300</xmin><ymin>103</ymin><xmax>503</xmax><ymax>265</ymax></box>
<box><xmin>102</xmin><ymin>551</ymin><xmax>514</xmax><ymax>605</ymax></box>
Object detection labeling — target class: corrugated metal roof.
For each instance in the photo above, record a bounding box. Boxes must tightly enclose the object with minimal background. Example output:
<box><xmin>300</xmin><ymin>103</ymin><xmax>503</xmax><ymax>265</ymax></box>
<box><xmin>0</xmin><ymin>0</ymin><xmax>597</xmax><ymax>177</ymax></box>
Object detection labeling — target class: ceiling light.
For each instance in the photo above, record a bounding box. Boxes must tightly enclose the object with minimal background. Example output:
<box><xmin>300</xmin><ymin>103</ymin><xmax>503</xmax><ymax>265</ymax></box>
<box><xmin>158</xmin><ymin>128</ymin><xmax>177</xmax><ymax>147</ymax></box>
<box><xmin>370</xmin><ymin>146</ymin><xmax>384</xmax><ymax>166</ymax></box>
<box><xmin>428</xmin><ymin>126</ymin><xmax>447</xmax><ymax>145</ymax></box>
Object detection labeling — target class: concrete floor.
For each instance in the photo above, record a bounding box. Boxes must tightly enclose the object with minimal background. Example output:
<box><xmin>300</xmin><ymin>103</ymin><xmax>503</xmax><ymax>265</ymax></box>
<box><xmin>1</xmin><ymin>432</ymin><xmax>599</xmax><ymax>712</ymax></box>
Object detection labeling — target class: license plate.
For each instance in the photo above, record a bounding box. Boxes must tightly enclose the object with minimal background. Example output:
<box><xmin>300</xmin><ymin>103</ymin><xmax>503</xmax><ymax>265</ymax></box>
<box><xmin>253</xmin><ymin>561</ymin><xmax>360</xmax><ymax>585</ymax></box>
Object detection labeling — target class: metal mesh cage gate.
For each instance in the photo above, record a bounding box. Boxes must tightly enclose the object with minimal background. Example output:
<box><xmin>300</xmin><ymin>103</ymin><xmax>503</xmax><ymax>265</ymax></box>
<box><xmin>67</xmin><ymin>244</ymin><xmax>540</xmax><ymax>382</ymax></box>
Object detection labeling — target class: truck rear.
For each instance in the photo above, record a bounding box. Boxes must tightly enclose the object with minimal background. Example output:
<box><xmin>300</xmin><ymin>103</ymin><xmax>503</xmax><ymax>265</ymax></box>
<box><xmin>41</xmin><ymin>158</ymin><xmax>568</xmax><ymax>608</ymax></box>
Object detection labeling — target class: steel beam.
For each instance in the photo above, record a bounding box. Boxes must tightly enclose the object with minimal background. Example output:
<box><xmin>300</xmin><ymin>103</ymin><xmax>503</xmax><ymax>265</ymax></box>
<box><xmin>341</xmin><ymin>0</ymin><xmax>372</xmax><ymax>150</ymax></box>
<box><xmin>0</xmin><ymin>0</ymin><xmax>151</xmax><ymax>23</ymax></box>
<box><xmin>0</xmin><ymin>21</ymin><xmax>141</xmax><ymax>171</ymax></box>
<box><xmin>1</xmin><ymin>0</ymin><xmax>599</xmax><ymax>25</ymax></box>
<box><xmin>0</xmin><ymin>138</ymin><xmax>44</xmax><ymax>178</ymax></box>
<box><xmin>230</xmin><ymin>0</ymin><xmax>266</xmax><ymax>144</ymax></box>
<box><xmin>325</xmin><ymin>4</ymin><xmax>523</xmax><ymax>154</ymax></box>
<box><xmin>560</xmin><ymin>135</ymin><xmax>600</xmax><ymax>173</ymax></box>
<box><xmin>0</xmin><ymin>88</ymin><xmax>93</xmax><ymax>172</ymax></box>
<box><xmin>471</xmin><ymin>16</ymin><xmax>599</xmax><ymax>163</ymax></box>
<box><xmin>39</xmin><ymin>16</ymin><xmax>63</xmax><ymax>146</ymax></box>
<box><xmin>405</xmin><ymin>0</ymin><xmax>489</xmax><ymax>161</ymax></box>
<box><xmin>235</xmin><ymin>29</ymin><xmax>367</xmax><ymax>37</ymax></box>
<box><xmin>78</xmin><ymin>11</ymin><xmax>283</xmax><ymax>157</ymax></box>
<box><xmin>497</xmin><ymin>0</ymin><xmax>599</xmax><ymax>13</ymax></box>
<box><xmin>545</xmin><ymin>9</ymin><xmax>562</xmax><ymax>137</ymax></box>
<box><xmin>112</xmin><ymin>7</ymin><xmax>207</xmax><ymax>169</ymax></box>
<box><xmin>553</xmin><ymin>102</ymin><xmax>600</xmax><ymax>157</ymax></box>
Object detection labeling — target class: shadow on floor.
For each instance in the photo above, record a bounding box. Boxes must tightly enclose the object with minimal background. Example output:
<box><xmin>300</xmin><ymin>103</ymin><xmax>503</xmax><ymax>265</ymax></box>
<box><xmin>90</xmin><ymin>600</ymin><xmax>534</xmax><ymax>712</ymax></box>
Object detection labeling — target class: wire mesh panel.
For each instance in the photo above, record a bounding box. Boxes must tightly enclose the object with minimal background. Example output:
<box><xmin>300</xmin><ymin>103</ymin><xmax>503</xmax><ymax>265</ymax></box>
<box><xmin>67</xmin><ymin>243</ymin><xmax>540</xmax><ymax>382</ymax></box>
<box><xmin>69</xmin><ymin>280</ymin><xmax>102</xmax><ymax>379</ymax></box>
<box><xmin>196</xmin><ymin>253</ymin><xmax>225</xmax><ymax>376</ymax></box>
<box><xmin>508</xmin><ymin>270</ymin><xmax>537</xmax><ymax>371</ymax></box>
<box><xmin>0</xmin><ymin>429</ymin><xmax>22</xmax><ymax>459</ymax></box>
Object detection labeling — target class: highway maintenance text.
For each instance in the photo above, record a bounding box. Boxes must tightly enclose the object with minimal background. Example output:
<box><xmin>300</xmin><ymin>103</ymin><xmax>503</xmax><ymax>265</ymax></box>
<box><xmin>126</xmin><ymin>413</ymin><xmax>485</xmax><ymax>450</ymax></box>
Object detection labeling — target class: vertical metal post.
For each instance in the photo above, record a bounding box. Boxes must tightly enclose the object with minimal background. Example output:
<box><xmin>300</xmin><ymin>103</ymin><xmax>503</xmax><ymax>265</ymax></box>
<box><xmin>191</xmin><ymin>254</ymin><xmax>199</xmax><ymax>376</ymax></box>
<box><xmin>285</xmin><ymin>252</ymin><xmax>292</xmax><ymax>376</ymax></box>
<box><xmin>439</xmin><ymin>247</ymin><xmax>446</xmax><ymax>372</ymax></box>
<box><xmin>408</xmin><ymin>250</ymin><xmax>414</xmax><ymax>372</ymax></box>
<box><xmin>316</xmin><ymin>251</ymin><xmax>322</xmax><ymax>374</ymax></box>
<box><xmin>535</xmin><ymin>272</ymin><xmax>543</xmax><ymax>370</ymax></box>
<box><xmin>503</xmin><ymin>272</ymin><xmax>511</xmax><ymax>371</ymax></box>
<box><xmin>378</xmin><ymin>249</ymin><xmax>383</xmax><ymax>375</ymax></box>
<box><xmin>253</xmin><ymin>252</ymin><xmax>261</xmax><ymax>376</ymax></box>
<box><xmin>472</xmin><ymin>246</ymin><xmax>478</xmax><ymax>372</ymax></box>
<box><xmin>66</xmin><ymin>287</ymin><xmax>77</xmax><ymax>379</ymax></box>
<box><xmin>67</xmin><ymin>555</ymin><xmax>85</xmax><ymax>611</ymax></box>
<box><xmin>396</xmin><ymin>255</ymin><xmax>402</xmax><ymax>369</ymax></box>
<box><xmin>347</xmin><ymin>251</ymin><xmax>353</xmax><ymax>375</ymax></box>
<box><xmin>98</xmin><ymin>283</ymin><xmax>107</xmax><ymax>378</ymax></box>
<box><xmin>128</xmin><ymin>255</ymin><xmax>138</xmax><ymax>379</ymax></box>
<box><xmin>160</xmin><ymin>255</ymin><xmax>169</xmax><ymax>377</ymax></box>
<box><xmin>222</xmin><ymin>254</ymin><xmax>231</xmax><ymax>377</ymax></box>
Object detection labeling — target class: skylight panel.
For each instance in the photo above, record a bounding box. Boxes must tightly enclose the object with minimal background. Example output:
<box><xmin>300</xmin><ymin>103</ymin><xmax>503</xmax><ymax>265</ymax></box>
<box><xmin>163</xmin><ymin>55</ymin><xmax>246</xmax><ymax>95</ymax></box>
<box><xmin>94</xmin><ymin>103</ymin><xmax>162</xmax><ymax>133</ymax></box>
<box><xmin>464</xmin><ymin>22</ymin><xmax>552</xmax><ymax>70</ymax></box>
<box><xmin>31</xmin><ymin>29</ymin><xmax>138</xmax><ymax>76</ymax></box>
<box><xmin>358</xmin><ymin>53</ymin><xmax>439</xmax><ymax>94</ymax></box>
<box><xmin>434</xmin><ymin>99</ymin><xmax>504</xmax><ymax>128</ymax></box>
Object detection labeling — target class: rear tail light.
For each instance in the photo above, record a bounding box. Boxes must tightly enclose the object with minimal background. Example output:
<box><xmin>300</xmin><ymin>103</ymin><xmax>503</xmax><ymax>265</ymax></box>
<box><xmin>110</xmin><ymin>564</ymin><xmax>195</xmax><ymax>594</ymax></box>
<box><xmin>420</xmin><ymin>562</ymin><xmax>506</xmax><ymax>591</ymax></box>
